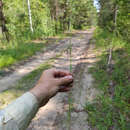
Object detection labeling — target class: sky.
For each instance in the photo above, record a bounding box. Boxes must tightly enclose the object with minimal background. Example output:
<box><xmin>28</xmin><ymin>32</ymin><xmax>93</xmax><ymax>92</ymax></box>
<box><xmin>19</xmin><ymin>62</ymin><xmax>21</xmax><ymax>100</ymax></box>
<box><xmin>94</xmin><ymin>0</ymin><xmax>100</xmax><ymax>11</ymax></box>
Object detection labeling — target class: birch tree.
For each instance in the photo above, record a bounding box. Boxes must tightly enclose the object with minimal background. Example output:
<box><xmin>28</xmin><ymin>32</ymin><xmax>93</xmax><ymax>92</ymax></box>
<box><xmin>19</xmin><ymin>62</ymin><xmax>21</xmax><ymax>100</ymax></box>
<box><xmin>27</xmin><ymin>0</ymin><xmax>33</xmax><ymax>32</ymax></box>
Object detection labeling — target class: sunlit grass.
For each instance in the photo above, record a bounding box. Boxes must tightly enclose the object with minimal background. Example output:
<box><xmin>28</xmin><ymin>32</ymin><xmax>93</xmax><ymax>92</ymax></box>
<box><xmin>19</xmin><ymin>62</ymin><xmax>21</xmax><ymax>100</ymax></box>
<box><xmin>0</xmin><ymin>42</ymin><xmax>45</xmax><ymax>69</ymax></box>
<box><xmin>93</xmin><ymin>27</ymin><xmax>127</xmax><ymax>51</ymax></box>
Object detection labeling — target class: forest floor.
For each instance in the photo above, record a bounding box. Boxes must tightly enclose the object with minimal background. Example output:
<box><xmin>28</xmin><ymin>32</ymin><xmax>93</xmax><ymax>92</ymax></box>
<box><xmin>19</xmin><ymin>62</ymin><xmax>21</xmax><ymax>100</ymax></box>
<box><xmin>0</xmin><ymin>28</ymin><xmax>99</xmax><ymax>130</ymax></box>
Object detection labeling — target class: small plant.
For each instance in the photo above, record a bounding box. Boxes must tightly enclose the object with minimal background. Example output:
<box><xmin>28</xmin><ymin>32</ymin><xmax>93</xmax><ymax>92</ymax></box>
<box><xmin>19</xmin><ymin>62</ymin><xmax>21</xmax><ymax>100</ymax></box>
<box><xmin>67</xmin><ymin>40</ymin><xmax>73</xmax><ymax>130</ymax></box>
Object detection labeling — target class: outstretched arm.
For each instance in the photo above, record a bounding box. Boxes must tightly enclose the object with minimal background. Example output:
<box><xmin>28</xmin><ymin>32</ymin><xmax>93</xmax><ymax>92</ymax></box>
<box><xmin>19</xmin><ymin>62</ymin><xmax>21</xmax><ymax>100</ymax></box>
<box><xmin>0</xmin><ymin>69</ymin><xmax>73</xmax><ymax>130</ymax></box>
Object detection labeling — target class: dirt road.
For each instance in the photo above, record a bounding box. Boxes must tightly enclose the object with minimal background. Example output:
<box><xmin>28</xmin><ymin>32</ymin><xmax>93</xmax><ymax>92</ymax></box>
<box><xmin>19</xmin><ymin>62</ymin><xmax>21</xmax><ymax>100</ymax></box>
<box><xmin>27</xmin><ymin>29</ymin><xmax>98</xmax><ymax>130</ymax></box>
<box><xmin>0</xmin><ymin>29</ymin><xmax>98</xmax><ymax>130</ymax></box>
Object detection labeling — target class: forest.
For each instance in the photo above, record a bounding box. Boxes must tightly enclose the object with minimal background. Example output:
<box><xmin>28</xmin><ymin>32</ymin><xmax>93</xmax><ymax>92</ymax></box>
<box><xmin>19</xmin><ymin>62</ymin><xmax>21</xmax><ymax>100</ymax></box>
<box><xmin>0</xmin><ymin>0</ymin><xmax>129</xmax><ymax>130</ymax></box>
<box><xmin>0</xmin><ymin>0</ymin><xmax>97</xmax><ymax>68</ymax></box>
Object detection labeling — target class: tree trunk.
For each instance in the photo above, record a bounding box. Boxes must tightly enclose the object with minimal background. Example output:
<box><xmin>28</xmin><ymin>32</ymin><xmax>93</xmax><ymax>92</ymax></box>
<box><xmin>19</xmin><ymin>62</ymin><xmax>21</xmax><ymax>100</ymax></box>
<box><xmin>27</xmin><ymin>0</ymin><xmax>33</xmax><ymax>33</ymax></box>
<box><xmin>0</xmin><ymin>0</ymin><xmax>9</xmax><ymax>41</ymax></box>
<box><xmin>48</xmin><ymin>0</ymin><xmax>58</xmax><ymax>33</ymax></box>
<box><xmin>63</xmin><ymin>1</ymin><xmax>67</xmax><ymax>30</ymax></box>
<box><xmin>114</xmin><ymin>4</ymin><xmax>118</xmax><ymax>27</ymax></box>
<box><xmin>55</xmin><ymin>0</ymin><xmax>58</xmax><ymax>33</ymax></box>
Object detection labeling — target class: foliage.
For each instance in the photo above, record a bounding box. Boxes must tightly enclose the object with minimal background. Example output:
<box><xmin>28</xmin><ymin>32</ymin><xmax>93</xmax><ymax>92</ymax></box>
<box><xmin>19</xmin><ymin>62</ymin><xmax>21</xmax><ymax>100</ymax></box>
<box><xmin>86</xmin><ymin>28</ymin><xmax>130</xmax><ymax>130</ymax></box>
<box><xmin>116</xmin><ymin>0</ymin><xmax>130</xmax><ymax>41</ymax></box>
<box><xmin>70</xmin><ymin>0</ymin><xmax>97</xmax><ymax>29</ymax></box>
<box><xmin>97</xmin><ymin>0</ymin><xmax>130</xmax><ymax>41</ymax></box>
<box><xmin>0</xmin><ymin>0</ymin><xmax>97</xmax><ymax>69</ymax></box>
<box><xmin>2</xmin><ymin>0</ymin><xmax>96</xmax><ymax>41</ymax></box>
<box><xmin>85</xmin><ymin>0</ymin><xmax>130</xmax><ymax>128</ymax></box>
<box><xmin>93</xmin><ymin>27</ymin><xmax>127</xmax><ymax>50</ymax></box>
<box><xmin>3</xmin><ymin>0</ymin><xmax>55</xmax><ymax>40</ymax></box>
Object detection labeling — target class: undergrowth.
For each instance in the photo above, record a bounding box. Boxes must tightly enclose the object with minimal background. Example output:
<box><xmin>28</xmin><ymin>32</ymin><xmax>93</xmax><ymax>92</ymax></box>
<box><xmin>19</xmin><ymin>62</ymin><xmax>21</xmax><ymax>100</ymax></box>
<box><xmin>85</xmin><ymin>28</ymin><xmax>130</xmax><ymax>130</ymax></box>
<box><xmin>0</xmin><ymin>42</ymin><xmax>45</xmax><ymax>69</ymax></box>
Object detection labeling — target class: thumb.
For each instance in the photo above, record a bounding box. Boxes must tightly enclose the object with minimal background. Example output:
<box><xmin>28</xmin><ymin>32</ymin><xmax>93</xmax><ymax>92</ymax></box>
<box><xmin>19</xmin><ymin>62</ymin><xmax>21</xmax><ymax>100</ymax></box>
<box><xmin>57</xmin><ymin>75</ymin><xmax>73</xmax><ymax>86</ymax></box>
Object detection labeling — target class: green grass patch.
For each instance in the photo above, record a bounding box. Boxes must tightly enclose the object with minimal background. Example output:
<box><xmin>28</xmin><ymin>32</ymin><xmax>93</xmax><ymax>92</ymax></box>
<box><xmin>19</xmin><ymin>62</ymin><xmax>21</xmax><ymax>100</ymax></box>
<box><xmin>0</xmin><ymin>61</ymin><xmax>53</xmax><ymax>109</ymax></box>
<box><xmin>0</xmin><ymin>32</ymin><xmax>73</xmax><ymax>70</ymax></box>
<box><xmin>0</xmin><ymin>42</ymin><xmax>45</xmax><ymax>69</ymax></box>
<box><xmin>93</xmin><ymin>27</ymin><xmax>127</xmax><ymax>51</ymax></box>
<box><xmin>85</xmin><ymin>28</ymin><xmax>130</xmax><ymax>130</ymax></box>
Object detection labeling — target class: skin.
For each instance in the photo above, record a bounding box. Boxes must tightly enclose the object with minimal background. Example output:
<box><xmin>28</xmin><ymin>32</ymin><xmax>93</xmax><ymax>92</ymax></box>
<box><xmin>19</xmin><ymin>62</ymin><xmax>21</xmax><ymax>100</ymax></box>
<box><xmin>30</xmin><ymin>68</ymin><xmax>73</xmax><ymax>106</ymax></box>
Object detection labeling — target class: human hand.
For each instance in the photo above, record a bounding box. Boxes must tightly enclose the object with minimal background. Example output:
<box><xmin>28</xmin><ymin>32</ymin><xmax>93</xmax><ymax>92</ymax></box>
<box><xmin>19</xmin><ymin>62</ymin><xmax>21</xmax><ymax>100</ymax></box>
<box><xmin>30</xmin><ymin>68</ymin><xmax>73</xmax><ymax>106</ymax></box>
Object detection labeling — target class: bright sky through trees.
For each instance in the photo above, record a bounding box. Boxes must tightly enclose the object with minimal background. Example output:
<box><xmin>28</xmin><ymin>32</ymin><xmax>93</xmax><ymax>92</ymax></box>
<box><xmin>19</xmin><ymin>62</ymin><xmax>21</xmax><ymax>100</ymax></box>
<box><xmin>94</xmin><ymin>0</ymin><xmax>99</xmax><ymax>12</ymax></box>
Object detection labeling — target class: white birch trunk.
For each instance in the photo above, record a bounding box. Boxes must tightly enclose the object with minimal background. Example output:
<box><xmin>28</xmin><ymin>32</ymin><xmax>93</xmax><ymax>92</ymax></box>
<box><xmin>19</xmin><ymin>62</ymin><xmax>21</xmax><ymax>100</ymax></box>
<box><xmin>108</xmin><ymin>47</ymin><xmax>112</xmax><ymax>66</ymax></box>
<box><xmin>114</xmin><ymin>5</ymin><xmax>118</xmax><ymax>26</ymax></box>
<box><xmin>27</xmin><ymin>0</ymin><xmax>33</xmax><ymax>32</ymax></box>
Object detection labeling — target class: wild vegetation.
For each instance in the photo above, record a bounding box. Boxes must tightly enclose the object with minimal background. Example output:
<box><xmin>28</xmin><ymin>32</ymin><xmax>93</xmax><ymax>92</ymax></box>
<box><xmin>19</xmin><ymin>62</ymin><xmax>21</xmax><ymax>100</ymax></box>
<box><xmin>0</xmin><ymin>0</ymin><xmax>96</xmax><ymax>69</ymax></box>
<box><xmin>0</xmin><ymin>0</ymin><xmax>129</xmax><ymax>129</ymax></box>
<box><xmin>85</xmin><ymin>0</ymin><xmax>130</xmax><ymax>129</ymax></box>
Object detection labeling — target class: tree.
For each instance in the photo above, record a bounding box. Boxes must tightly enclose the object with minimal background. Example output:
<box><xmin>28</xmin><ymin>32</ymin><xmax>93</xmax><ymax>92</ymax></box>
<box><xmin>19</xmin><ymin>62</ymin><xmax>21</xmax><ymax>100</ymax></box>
<box><xmin>72</xmin><ymin>0</ymin><xmax>97</xmax><ymax>29</ymax></box>
<box><xmin>27</xmin><ymin>0</ymin><xmax>33</xmax><ymax>32</ymax></box>
<box><xmin>1</xmin><ymin>0</ymin><xmax>97</xmax><ymax>41</ymax></box>
<box><xmin>97</xmin><ymin>0</ymin><xmax>129</xmax><ymax>41</ymax></box>
<box><xmin>0</xmin><ymin>0</ymin><xmax>9</xmax><ymax>41</ymax></box>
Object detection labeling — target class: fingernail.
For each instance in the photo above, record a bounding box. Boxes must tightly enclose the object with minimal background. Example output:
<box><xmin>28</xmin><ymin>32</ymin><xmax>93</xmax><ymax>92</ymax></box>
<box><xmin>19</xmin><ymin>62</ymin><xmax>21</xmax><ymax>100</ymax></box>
<box><xmin>65</xmin><ymin>75</ymin><xmax>73</xmax><ymax>79</ymax></box>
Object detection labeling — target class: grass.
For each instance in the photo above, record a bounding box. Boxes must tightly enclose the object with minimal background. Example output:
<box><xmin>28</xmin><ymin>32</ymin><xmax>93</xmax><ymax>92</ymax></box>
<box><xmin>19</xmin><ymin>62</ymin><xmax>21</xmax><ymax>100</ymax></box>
<box><xmin>0</xmin><ymin>42</ymin><xmax>46</xmax><ymax>69</ymax></box>
<box><xmin>0</xmin><ymin>60</ymin><xmax>53</xmax><ymax>109</ymax></box>
<box><xmin>0</xmin><ymin>31</ymin><xmax>74</xmax><ymax>70</ymax></box>
<box><xmin>85</xmin><ymin>28</ymin><xmax>130</xmax><ymax>130</ymax></box>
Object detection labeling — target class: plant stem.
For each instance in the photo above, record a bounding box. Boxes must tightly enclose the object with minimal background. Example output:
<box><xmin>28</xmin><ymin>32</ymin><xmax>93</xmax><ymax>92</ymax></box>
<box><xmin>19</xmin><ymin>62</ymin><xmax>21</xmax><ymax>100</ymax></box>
<box><xmin>67</xmin><ymin>39</ymin><xmax>72</xmax><ymax>130</ymax></box>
